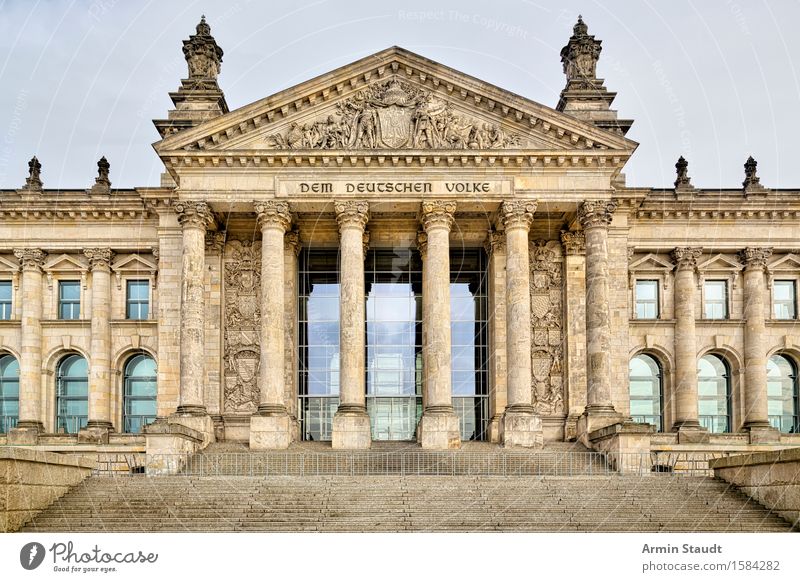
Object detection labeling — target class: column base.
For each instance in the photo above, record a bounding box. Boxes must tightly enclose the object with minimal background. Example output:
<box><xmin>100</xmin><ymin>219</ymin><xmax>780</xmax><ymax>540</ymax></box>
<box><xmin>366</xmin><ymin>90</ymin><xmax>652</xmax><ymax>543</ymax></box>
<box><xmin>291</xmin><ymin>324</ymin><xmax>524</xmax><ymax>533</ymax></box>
<box><xmin>577</xmin><ymin>406</ymin><xmax>623</xmax><ymax>447</ymax></box>
<box><xmin>249</xmin><ymin>412</ymin><xmax>293</xmax><ymax>450</ymax></box>
<box><xmin>486</xmin><ymin>414</ymin><xmax>504</xmax><ymax>444</ymax></box>
<box><xmin>743</xmin><ymin>424</ymin><xmax>781</xmax><ymax>444</ymax></box>
<box><xmin>331</xmin><ymin>406</ymin><xmax>371</xmax><ymax>450</ymax></box>
<box><xmin>671</xmin><ymin>420</ymin><xmax>710</xmax><ymax>444</ymax></box>
<box><xmin>501</xmin><ymin>406</ymin><xmax>543</xmax><ymax>449</ymax></box>
<box><xmin>175</xmin><ymin>404</ymin><xmax>209</xmax><ymax>416</ymax></box>
<box><xmin>78</xmin><ymin>421</ymin><xmax>114</xmax><ymax>444</ymax></box>
<box><xmin>418</xmin><ymin>407</ymin><xmax>461</xmax><ymax>450</ymax></box>
<box><xmin>7</xmin><ymin>422</ymin><xmax>43</xmax><ymax>445</ymax></box>
<box><xmin>168</xmin><ymin>411</ymin><xmax>215</xmax><ymax>447</ymax></box>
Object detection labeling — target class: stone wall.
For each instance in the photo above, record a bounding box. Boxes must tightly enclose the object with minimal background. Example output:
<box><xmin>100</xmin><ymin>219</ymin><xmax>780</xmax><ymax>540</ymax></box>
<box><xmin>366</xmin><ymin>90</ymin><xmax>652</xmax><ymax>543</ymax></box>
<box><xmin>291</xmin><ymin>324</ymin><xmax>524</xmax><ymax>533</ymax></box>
<box><xmin>710</xmin><ymin>448</ymin><xmax>800</xmax><ymax>528</ymax></box>
<box><xmin>0</xmin><ymin>447</ymin><xmax>95</xmax><ymax>532</ymax></box>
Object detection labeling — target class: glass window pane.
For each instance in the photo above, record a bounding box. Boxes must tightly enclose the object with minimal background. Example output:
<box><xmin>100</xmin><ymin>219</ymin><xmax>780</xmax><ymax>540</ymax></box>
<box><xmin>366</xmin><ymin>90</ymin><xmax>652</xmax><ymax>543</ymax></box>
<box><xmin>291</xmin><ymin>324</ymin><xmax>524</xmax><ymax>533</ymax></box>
<box><xmin>0</xmin><ymin>281</ymin><xmax>11</xmax><ymax>301</ymax></box>
<box><xmin>59</xmin><ymin>281</ymin><xmax>80</xmax><ymax>300</ymax></box>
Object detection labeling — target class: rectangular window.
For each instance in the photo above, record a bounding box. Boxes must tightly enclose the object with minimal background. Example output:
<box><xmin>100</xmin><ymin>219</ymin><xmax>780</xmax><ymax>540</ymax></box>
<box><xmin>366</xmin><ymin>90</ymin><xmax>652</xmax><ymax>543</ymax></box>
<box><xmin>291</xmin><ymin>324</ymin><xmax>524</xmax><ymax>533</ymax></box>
<box><xmin>0</xmin><ymin>281</ymin><xmax>11</xmax><ymax>320</ymax></box>
<box><xmin>635</xmin><ymin>280</ymin><xmax>659</xmax><ymax>319</ymax></box>
<box><xmin>704</xmin><ymin>280</ymin><xmax>728</xmax><ymax>319</ymax></box>
<box><xmin>58</xmin><ymin>281</ymin><xmax>81</xmax><ymax>320</ymax></box>
<box><xmin>773</xmin><ymin>280</ymin><xmax>797</xmax><ymax>320</ymax></box>
<box><xmin>126</xmin><ymin>280</ymin><xmax>150</xmax><ymax>320</ymax></box>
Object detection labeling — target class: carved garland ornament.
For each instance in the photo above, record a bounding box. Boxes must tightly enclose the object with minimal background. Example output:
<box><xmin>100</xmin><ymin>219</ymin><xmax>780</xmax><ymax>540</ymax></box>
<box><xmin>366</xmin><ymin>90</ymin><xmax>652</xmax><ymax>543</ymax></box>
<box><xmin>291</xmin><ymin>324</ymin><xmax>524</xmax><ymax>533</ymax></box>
<box><xmin>529</xmin><ymin>240</ymin><xmax>564</xmax><ymax>416</ymax></box>
<box><xmin>265</xmin><ymin>79</ymin><xmax>522</xmax><ymax>150</ymax></box>
<box><xmin>223</xmin><ymin>239</ymin><xmax>262</xmax><ymax>414</ymax></box>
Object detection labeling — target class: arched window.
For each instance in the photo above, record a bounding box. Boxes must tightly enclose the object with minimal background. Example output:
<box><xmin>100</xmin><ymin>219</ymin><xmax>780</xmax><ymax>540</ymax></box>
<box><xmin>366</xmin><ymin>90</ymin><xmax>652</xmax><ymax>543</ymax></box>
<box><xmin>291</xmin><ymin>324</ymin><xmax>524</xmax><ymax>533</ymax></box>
<box><xmin>56</xmin><ymin>355</ymin><xmax>88</xmax><ymax>434</ymax></box>
<box><xmin>123</xmin><ymin>354</ymin><xmax>157</xmax><ymax>433</ymax></box>
<box><xmin>629</xmin><ymin>354</ymin><xmax>663</xmax><ymax>431</ymax></box>
<box><xmin>698</xmin><ymin>354</ymin><xmax>731</xmax><ymax>433</ymax></box>
<box><xmin>0</xmin><ymin>354</ymin><xmax>19</xmax><ymax>433</ymax></box>
<box><xmin>767</xmin><ymin>354</ymin><xmax>799</xmax><ymax>433</ymax></box>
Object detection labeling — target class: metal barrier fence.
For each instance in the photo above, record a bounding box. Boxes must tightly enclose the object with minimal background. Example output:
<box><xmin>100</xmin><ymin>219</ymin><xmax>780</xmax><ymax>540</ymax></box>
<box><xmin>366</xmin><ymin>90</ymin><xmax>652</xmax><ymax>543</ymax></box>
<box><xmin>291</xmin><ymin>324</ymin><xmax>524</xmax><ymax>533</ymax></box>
<box><xmin>90</xmin><ymin>450</ymin><xmax>721</xmax><ymax>478</ymax></box>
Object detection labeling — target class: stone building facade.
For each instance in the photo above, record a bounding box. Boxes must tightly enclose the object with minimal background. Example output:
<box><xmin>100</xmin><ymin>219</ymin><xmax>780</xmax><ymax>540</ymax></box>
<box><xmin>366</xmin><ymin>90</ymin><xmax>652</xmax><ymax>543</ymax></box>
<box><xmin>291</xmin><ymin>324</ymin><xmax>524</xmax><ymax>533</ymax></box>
<box><xmin>1</xmin><ymin>16</ymin><xmax>799</xmax><ymax>459</ymax></box>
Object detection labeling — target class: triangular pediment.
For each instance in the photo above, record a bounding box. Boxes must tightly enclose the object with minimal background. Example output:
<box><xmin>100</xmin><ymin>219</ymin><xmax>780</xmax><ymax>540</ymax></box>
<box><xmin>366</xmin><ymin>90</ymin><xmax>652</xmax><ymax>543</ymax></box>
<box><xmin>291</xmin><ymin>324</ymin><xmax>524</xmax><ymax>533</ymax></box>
<box><xmin>111</xmin><ymin>254</ymin><xmax>158</xmax><ymax>273</ymax></box>
<box><xmin>697</xmin><ymin>253</ymin><xmax>742</xmax><ymax>272</ymax></box>
<box><xmin>43</xmin><ymin>254</ymin><xmax>89</xmax><ymax>272</ymax></box>
<box><xmin>629</xmin><ymin>253</ymin><xmax>673</xmax><ymax>271</ymax></box>
<box><xmin>0</xmin><ymin>256</ymin><xmax>20</xmax><ymax>273</ymax></box>
<box><xmin>154</xmin><ymin>47</ymin><xmax>636</xmax><ymax>158</ymax></box>
<box><xmin>768</xmin><ymin>253</ymin><xmax>800</xmax><ymax>272</ymax></box>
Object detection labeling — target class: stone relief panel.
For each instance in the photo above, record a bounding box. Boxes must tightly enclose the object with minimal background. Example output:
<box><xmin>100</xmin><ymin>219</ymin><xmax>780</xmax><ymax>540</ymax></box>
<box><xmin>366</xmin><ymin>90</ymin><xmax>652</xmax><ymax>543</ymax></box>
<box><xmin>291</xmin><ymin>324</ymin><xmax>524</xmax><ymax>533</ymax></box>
<box><xmin>265</xmin><ymin>78</ymin><xmax>523</xmax><ymax>150</ymax></box>
<box><xmin>529</xmin><ymin>240</ymin><xmax>564</xmax><ymax>415</ymax></box>
<box><xmin>223</xmin><ymin>239</ymin><xmax>262</xmax><ymax>414</ymax></box>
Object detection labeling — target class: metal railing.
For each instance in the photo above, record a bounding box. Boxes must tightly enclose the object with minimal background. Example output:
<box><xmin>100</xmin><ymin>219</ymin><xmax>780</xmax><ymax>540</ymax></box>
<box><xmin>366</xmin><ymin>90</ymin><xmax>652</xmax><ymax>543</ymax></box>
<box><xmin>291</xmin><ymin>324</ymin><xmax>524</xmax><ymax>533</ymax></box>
<box><xmin>769</xmin><ymin>414</ymin><xmax>799</xmax><ymax>433</ymax></box>
<box><xmin>91</xmin><ymin>450</ymin><xmax>719</xmax><ymax>478</ymax></box>
<box><xmin>699</xmin><ymin>415</ymin><xmax>729</xmax><ymax>434</ymax></box>
<box><xmin>0</xmin><ymin>415</ymin><xmax>18</xmax><ymax>433</ymax></box>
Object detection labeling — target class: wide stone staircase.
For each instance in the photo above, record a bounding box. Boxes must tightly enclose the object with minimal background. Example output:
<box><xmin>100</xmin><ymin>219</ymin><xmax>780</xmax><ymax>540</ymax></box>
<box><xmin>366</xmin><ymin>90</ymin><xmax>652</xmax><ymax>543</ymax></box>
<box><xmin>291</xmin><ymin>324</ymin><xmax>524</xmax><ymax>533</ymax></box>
<box><xmin>21</xmin><ymin>455</ymin><xmax>794</xmax><ymax>532</ymax></box>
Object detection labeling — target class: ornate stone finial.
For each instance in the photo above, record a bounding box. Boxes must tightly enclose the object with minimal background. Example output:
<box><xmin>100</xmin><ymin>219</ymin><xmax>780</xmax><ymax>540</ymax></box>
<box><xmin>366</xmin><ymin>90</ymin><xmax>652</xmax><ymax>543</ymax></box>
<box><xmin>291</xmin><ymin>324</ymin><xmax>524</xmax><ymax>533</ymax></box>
<box><xmin>88</xmin><ymin>156</ymin><xmax>111</xmax><ymax>194</ymax></box>
<box><xmin>674</xmin><ymin>156</ymin><xmax>693</xmax><ymax>189</ymax></box>
<box><xmin>499</xmin><ymin>200</ymin><xmax>536</xmax><ymax>230</ymax></box>
<box><xmin>205</xmin><ymin>230</ymin><xmax>226</xmax><ymax>254</ymax></box>
<box><xmin>254</xmin><ymin>201</ymin><xmax>291</xmax><ymax>231</ymax></box>
<box><xmin>175</xmin><ymin>200</ymin><xmax>215</xmax><ymax>230</ymax></box>
<box><xmin>560</xmin><ymin>230</ymin><xmax>586</xmax><ymax>256</ymax></box>
<box><xmin>560</xmin><ymin>15</ymin><xmax>602</xmax><ymax>82</ymax></box>
<box><xmin>742</xmin><ymin>156</ymin><xmax>765</xmax><ymax>194</ymax></box>
<box><xmin>83</xmin><ymin>248</ymin><xmax>115</xmax><ymax>270</ymax></box>
<box><xmin>739</xmin><ymin>247</ymin><xmax>772</xmax><ymax>270</ymax></box>
<box><xmin>183</xmin><ymin>15</ymin><xmax>223</xmax><ymax>81</ymax></box>
<box><xmin>416</xmin><ymin>230</ymin><xmax>428</xmax><ymax>259</ymax></box>
<box><xmin>670</xmin><ymin>247</ymin><xmax>702</xmax><ymax>271</ymax></box>
<box><xmin>13</xmin><ymin>248</ymin><xmax>47</xmax><ymax>271</ymax></box>
<box><xmin>23</xmin><ymin>156</ymin><xmax>43</xmax><ymax>191</ymax></box>
<box><xmin>577</xmin><ymin>200</ymin><xmax>617</xmax><ymax>229</ymax></box>
<box><xmin>334</xmin><ymin>200</ymin><xmax>370</xmax><ymax>230</ymax></box>
<box><xmin>484</xmin><ymin>229</ymin><xmax>506</xmax><ymax>256</ymax></box>
<box><xmin>420</xmin><ymin>200</ymin><xmax>457</xmax><ymax>231</ymax></box>
<box><xmin>284</xmin><ymin>229</ymin><xmax>301</xmax><ymax>256</ymax></box>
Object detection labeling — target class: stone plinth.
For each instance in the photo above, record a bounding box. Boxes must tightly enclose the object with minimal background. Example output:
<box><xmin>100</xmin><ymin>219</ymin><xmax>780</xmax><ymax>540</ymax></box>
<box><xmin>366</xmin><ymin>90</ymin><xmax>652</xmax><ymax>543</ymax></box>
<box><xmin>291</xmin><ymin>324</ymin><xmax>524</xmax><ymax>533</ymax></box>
<box><xmin>589</xmin><ymin>422</ymin><xmax>654</xmax><ymax>474</ymax></box>
<box><xmin>332</xmin><ymin>409</ymin><xmax>372</xmax><ymax>450</ymax></box>
<box><xmin>144</xmin><ymin>419</ymin><xmax>204</xmax><ymax>475</ymax></box>
<box><xmin>250</xmin><ymin>414</ymin><xmax>293</xmax><ymax>450</ymax></box>
<box><xmin>417</xmin><ymin>410</ymin><xmax>461</xmax><ymax>450</ymax></box>
<box><xmin>501</xmin><ymin>408</ymin><xmax>544</xmax><ymax>448</ymax></box>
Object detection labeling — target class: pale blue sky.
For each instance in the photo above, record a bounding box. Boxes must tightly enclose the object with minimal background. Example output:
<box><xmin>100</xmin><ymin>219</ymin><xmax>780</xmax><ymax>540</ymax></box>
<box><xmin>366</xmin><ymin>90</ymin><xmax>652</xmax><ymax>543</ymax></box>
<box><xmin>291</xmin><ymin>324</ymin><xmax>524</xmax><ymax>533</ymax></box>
<box><xmin>0</xmin><ymin>0</ymin><xmax>798</xmax><ymax>189</ymax></box>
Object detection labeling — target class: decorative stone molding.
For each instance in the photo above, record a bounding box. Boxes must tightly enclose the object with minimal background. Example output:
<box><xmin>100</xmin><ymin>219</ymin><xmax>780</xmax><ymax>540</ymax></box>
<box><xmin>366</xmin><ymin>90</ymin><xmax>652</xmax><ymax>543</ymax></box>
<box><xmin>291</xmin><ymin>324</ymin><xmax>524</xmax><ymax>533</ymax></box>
<box><xmin>284</xmin><ymin>230</ymin><xmax>301</xmax><ymax>256</ymax></box>
<box><xmin>254</xmin><ymin>201</ymin><xmax>291</xmax><ymax>231</ymax></box>
<box><xmin>416</xmin><ymin>230</ymin><xmax>428</xmax><ymax>258</ymax></box>
<box><xmin>420</xmin><ymin>200</ymin><xmax>456</xmax><ymax>231</ymax></box>
<box><xmin>175</xmin><ymin>201</ymin><xmax>214</xmax><ymax>230</ymax></box>
<box><xmin>560</xmin><ymin>230</ymin><xmax>585</xmax><ymax>256</ymax></box>
<box><xmin>743</xmin><ymin>156</ymin><xmax>766</xmax><ymax>194</ymax></box>
<box><xmin>362</xmin><ymin>230</ymin><xmax>370</xmax><ymax>255</ymax></box>
<box><xmin>499</xmin><ymin>200</ymin><xmax>536</xmax><ymax>230</ymax></box>
<box><xmin>674</xmin><ymin>156</ymin><xmax>693</xmax><ymax>189</ymax></box>
<box><xmin>578</xmin><ymin>200</ymin><xmax>616</xmax><ymax>229</ymax></box>
<box><xmin>13</xmin><ymin>249</ymin><xmax>46</xmax><ymax>272</ymax></box>
<box><xmin>334</xmin><ymin>200</ymin><xmax>369</xmax><ymax>230</ymax></box>
<box><xmin>82</xmin><ymin>248</ymin><xmax>115</xmax><ymax>271</ymax></box>
<box><xmin>560</xmin><ymin>15</ymin><xmax>601</xmax><ymax>83</ymax></box>
<box><xmin>151</xmin><ymin>247</ymin><xmax>160</xmax><ymax>262</ymax></box>
<box><xmin>88</xmin><ymin>157</ymin><xmax>111</xmax><ymax>195</ymax></box>
<box><xmin>205</xmin><ymin>231</ymin><xmax>226</xmax><ymax>254</ymax></box>
<box><xmin>21</xmin><ymin>156</ymin><xmax>43</xmax><ymax>192</ymax></box>
<box><xmin>670</xmin><ymin>247</ymin><xmax>702</xmax><ymax>271</ymax></box>
<box><xmin>740</xmin><ymin>247</ymin><xmax>772</xmax><ymax>270</ymax></box>
<box><xmin>183</xmin><ymin>15</ymin><xmax>223</xmax><ymax>82</ymax></box>
<box><xmin>483</xmin><ymin>230</ymin><xmax>506</xmax><ymax>256</ymax></box>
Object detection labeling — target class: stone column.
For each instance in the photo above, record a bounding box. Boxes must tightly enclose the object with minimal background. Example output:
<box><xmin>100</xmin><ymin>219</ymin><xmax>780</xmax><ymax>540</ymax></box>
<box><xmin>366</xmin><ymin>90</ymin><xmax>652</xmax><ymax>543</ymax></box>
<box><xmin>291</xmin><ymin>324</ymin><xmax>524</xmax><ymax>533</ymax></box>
<box><xmin>172</xmin><ymin>201</ymin><xmax>215</xmax><ymax>441</ymax></box>
<box><xmin>418</xmin><ymin>200</ymin><xmax>460</xmax><ymax>449</ymax></box>
<box><xmin>284</xmin><ymin>230</ymin><xmax>301</xmax><ymax>435</ymax></box>
<box><xmin>250</xmin><ymin>201</ymin><xmax>293</xmax><ymax>449</ymax></box>
<box><xmin>499</xmin><ymin>200</ymin><xmax>543</xmax><ymax>448</ymax></box>
<box><xmin>561</xmin><ymin>230</ymin><xmax>587</xmax><ymax>440</ymax></box>
<box><xmin>577</xmin><ymin>200</ymin><xmax>621</xmax><ymax>438</ymax></box>
<box><xmin>330</xmin><ymin>201</ymin><xmax>371</xmax><ymax>449</ymax></box>
<box><xmin>740</xmin><ymin>247</ymin><xmax>779</xmax><ymax>442</ymax></box>
<box><xmin>670</xmin><ymin>246</ymin><xmax>707</xmax><ymax>441</ymax></box>
<box><xmin>80</xmin><ymin>248</ymin><xmax>114</xmax><ymax>443</ymax></box>
<box><xmin>484</xmin><ymin>230</ymin><xmax>508</xmax><ymax>443</ymax></box>
<box><xmin>9</xmin><ymin>248</ymin><xmax>46</xmax><ymax>442</ymax></box>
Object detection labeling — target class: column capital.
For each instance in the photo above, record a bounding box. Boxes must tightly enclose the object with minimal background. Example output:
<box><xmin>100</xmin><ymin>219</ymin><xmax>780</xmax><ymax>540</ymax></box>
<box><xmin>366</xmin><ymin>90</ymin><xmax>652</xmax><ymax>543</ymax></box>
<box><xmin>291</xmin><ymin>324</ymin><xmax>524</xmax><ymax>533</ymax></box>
<box><xmin>13</xmin><ymin>248</ymin><xmax>46</xmax><ymax>271</ymax></box>
<box><xmin>284</xmin><ymin>230</ymin><xmax>301</xmax><ymax>256</ymax></box>
<box><xmin>334</xmin><ymin>200</ymin><xmax>370</xmax><ymax>230</ymax></box>
<box><xmin>483</xmin><ymin>230</ymin><xmax>506</xmax><ymax>256</ymax></box>
<box><xmin>254</xmin><ymin>201</ymin><xmax>291</xmax><ymax>231</ymax></box>
<box><xmin>175</xmin><ymin>201</ymin><xmax>214</xmax><ymax>230</ymax></box>
<box><xmin>739</xmin><ymin>247</ymin><xmax>773</xmax><ymax>270</ymax></box>
<box><xmin>420</xmin><ymin>200</ymin><xmax>456</xmax><ymax>231</ymax></box>
<box><xmin>83</xmin><ymin>248</ymin><xmax>115</xmax><ymax>271</ymax></box>
<box><xmin>205</xmin><ymin>231</ymin><xmax>226</xmax><ymax>254</ymax></box>
<box><xmin>671</xmin><ymin>247</ymin><xmax>703</xmax><ymax>271</ymax></box>
<box><xmin>578</xmin><ymin>200</ymin><xmax>617</xmax><ymax>230</ymax></box>
<box><xmin>500</xmin><ymin>200</ymin><xmax>536</xmax><ymax>230</ymax></box>
<box><xmin>560</xmin><ymin>230</ymin><xmax>586</xmax><ymax>256</ymax></box>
